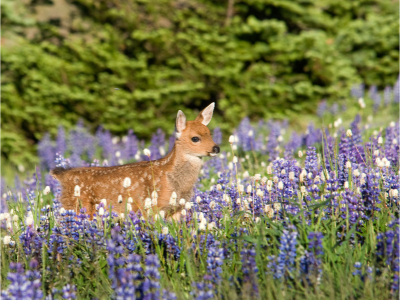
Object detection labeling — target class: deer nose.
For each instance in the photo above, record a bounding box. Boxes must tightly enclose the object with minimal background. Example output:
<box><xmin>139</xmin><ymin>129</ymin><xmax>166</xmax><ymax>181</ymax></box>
<box><xmin>212</xmin><ymin>146</ymin><xmax>220</xmax><ymax>154</ymax></box>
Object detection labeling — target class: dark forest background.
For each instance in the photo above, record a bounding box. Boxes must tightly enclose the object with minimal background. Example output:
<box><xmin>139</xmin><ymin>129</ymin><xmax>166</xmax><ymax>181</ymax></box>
<box><xmin>1</xmin><ymin>0</ymin><xmax>399</xmax><ymax>167</ymax></box>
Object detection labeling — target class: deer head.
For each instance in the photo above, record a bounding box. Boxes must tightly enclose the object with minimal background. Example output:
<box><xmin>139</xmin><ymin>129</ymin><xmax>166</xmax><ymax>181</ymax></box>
<box><xmin>175</xmin><ymin>103</ymin><xmax>220</xmax><ymax>157</ymax></box>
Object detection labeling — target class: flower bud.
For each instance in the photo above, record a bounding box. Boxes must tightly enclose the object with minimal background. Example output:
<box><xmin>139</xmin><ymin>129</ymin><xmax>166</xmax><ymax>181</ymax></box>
<box><xmin>118</xmin><ymin>195</ymin><xmax>123</xmax><ymax>203</ymax></box>
<box><xmin>143</xmin><ymin>148</ymin><xmax>151</xmax><ymax>156</ymax></box>
<box><xmin>229</xmin><ymin>135</ymin><xmax>235</xmax><ymax>144</ymax></box>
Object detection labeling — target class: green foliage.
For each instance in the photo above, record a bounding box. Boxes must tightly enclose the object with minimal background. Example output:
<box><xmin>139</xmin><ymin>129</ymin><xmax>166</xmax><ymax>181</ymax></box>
<box><xmin>1</xmin><ymin>0</ymin><xmax>398</xmax><ymax>166</ymax></box>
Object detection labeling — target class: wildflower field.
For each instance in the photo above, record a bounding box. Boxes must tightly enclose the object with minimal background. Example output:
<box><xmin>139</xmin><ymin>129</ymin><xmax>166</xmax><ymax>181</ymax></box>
<box><xmin>1</xmin><ymin>84</ymin><xmax>399</xmax><ymax>299</ymax></box>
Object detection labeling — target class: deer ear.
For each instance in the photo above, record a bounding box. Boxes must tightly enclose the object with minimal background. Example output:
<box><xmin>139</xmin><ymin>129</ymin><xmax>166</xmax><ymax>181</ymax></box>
<box><xmin>196</xmin><ymin>102</ymin><xmax>215</xmax><ymax>126</ymax></box>
<box><xmin>175</xmin><ymin>110</ymin><xmax>187</xmax><ymax>138</ymax></box>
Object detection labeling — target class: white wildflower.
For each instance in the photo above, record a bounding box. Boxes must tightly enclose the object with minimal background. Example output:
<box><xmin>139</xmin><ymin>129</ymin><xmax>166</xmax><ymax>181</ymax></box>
<box><xmin>162</xmin><ymin>227</ymin><xmax>169</xmax><ymax>235</ymax></box>
<box><xmin>246</xmin><ymin>185</ymin><xmax>252</xmax><ymax>193</ymax></box>
<box><xmin>358</xmin><ymin>98</ymin><xmax>366</xmax><ymax>108</ymax></box>
<box><xmin>98</xmin><ymin>207</ymin><xmax>105</xmax><ymax>216</ymax></box>
<box><xmin>289</xmin><ymin>172</ymin><xmax>295</xmax><ymax>181</ymax></box>
<box><xmin>267</xmin><ymin>165</ymin><xmax>273</xmax><ymax>174</ymax></box>
<box><xmin>346</xmin><ymin>129</ymin><xmax>353</xmax><ymax>137</ymax></box>
<box><xmin>233</xmin><ymin>156</ymin><xmax>238</xmax><ymax>163</ymax></box>
<box><xmin>208</xmin><ymin>222</ymin><xmax>216</xmax><ymax>230</ymax></box>
<box><xmin>199</xmin><ymin>222</ymin><xmax>206</xmax><ymax>231</ymax></box>
<box><xmin>216</xmin><ymin>184</ymin><xmax>222</xmax><ymax>191</ymax></box>
<box><xmin>181</xmin><ymin>209</ymin><xmax>187</xmax><ymax>216</ymax></box>
<box><xmin>255</xmin><ymin>217</ymin><xmax>261</xmax><ymax>223</ymax></box>
<box><xmin>74</xmin><ymin>185</ymin><xmax>80</xmax><ymax>197</ymax></box>
<box><xmin>209</xmin><ymin>201</ymin><xmax>216</xmax><ymax>209</ymax></box>
<box><xmin>254</xmin><ymin>174</ymin><xmax>261</xmax><ymax>181</ymax></box>
<box><xmin>179</xmin><ymin>198</ymin><xmax>186</xmax><ymax>206</ymax></box>
<box><xmin>115</xmin><ymin>151</ymin><xmax>121</xmax><ymax>158</ymax></box>
<box><xmin>101</xmin><ymin>199</ymin><xmax>107</xmax><ymax>206</ymax></box>
<box><xmin>118</xmin><ymin>195</ymin><xmax>123</xmax><ymax>203</ymax></box>
<box><xmin>196</xmin><ymin>196</ymin><xmax>202</xmax><ymax>203</ymax></box>
<box><xmin>378</xmin><ymin>137</ymin><xmax>383</xmax><ymax>144</ymax></box>
<box><xmin>128</xmin><ymin>197</ymin><xmax>133</xmax><ymax>204</ymax></box>
<box><xmin>248</xmin><ymin>130</ymin><xmax>253</xmax><ymax>137</ymax></box>
<box><xmin>143</xmin><ymin>148</ymin><xmax>151</xmax><ymax>156</ymax></box>
<box><xmin>278</xmin><ymin>181</ymin><xmax>284</xmax><ymax>190</ymax></box>
<box><xmin>127</xmin><ymin>204</ymin><xmax>132</xmax><ymax>212</ymax></box>
<box><xmin>256</xmin><ymin>189</ymin><xmax>264</xmax><ymax>197</ymax></box>
<box><xmin>144</xmin><ymin>198</ymin><xmax>152</xmax><ymax>210</ymax></box>
<box><xmin>344</xmin><ymin>181</ymin><xmax>349</xmax><ymax>189</ymax></box>
<box><xmin>3</xmin><ymin>236</ymin><xmax>11</xmax><ymax>245</ymax></box>
<box><xmin>223</xmin><ymin>194</ymin><xmax>231</xmax><ymax>203</ymax></box>
<box><xmin>43</xmin><ymin>186</ymin><xmax>51</xmax><ymax>195</ymax></box>
<box><xmin>298</xmin><ymin>150</ymin><xmax>303</xmax><ymax>158</ymax></box>
<box><xmin>159</xmin><ymin>146</ymin><xmax>166</xmax><ymax>156</ymax></box>
<box><xmin>170</xmin><ymin>192</ymin><xmax>177</xmax><ymax>206</ymax></box>
<box><xmin>243</xmin><ymin>171</ymin><xmax>249</xmax><ymax>178</ymax></box>
<box><xmin>273</xmin><ymin>202</ymin><xmax>281</xmax><ymax>211</ymax></box>
<box><xmin>229</xmin><ymin>135</ymin><xmax>235</xmax><ymax>144</ymax></box>
<box><xmin>353</xmin><ymin>169</ymin><xmax>360</xmax><ymax>177</ymax></box>
<box><xmin>238</xmin><ymin>184</ymin><xmax>244</xmax><ymax>193</ymax></box>
<box><xmin>185</xmin><ymin>202</ymin><xmax>192</xmax><ymax>210</ymax></box>
<box><xmin>345</xmin><ymin>161</ymin><xmax>352</xmax><ymax>169</ymax></box>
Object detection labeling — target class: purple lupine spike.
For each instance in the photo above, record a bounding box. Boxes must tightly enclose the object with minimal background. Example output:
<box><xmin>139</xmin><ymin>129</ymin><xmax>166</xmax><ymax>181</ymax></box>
<box><xmin>266</xmin><ymin>121</ymin><xmax>281</xmax><ymax>160</ymax></box>
<box><xmin>213</xmin><ymin>127</ymin><xmax>222</xmax><ymax>145</ymax></box>
<box><xmin>143</xmin><ymin>254</ymin><xmax>161</xmax><ymax>300</ymax></box>
<box><xmin>241</xmin><ymin>246</ymin><xmax>259</xmax><ymax>297</ymax></box>
<box><xmin>149</xmin><ymin>128</ymin><xmax>166</xmax><ymax>160</ymax></box>
<box><xmin>300</xmin><ymin>232</ymin><xmax>324</xmax><ymax>284</ymax></box>
<box><xmin>330</xmin><ymin>103</ymin><xmax>339</xmax><ymax>116</ymax></box>
<box><xmin>124</xmin><ymin>129</ymin><xmax>139</xmax><ymax>161</ymax></box>
<box><xmin>394</xmin><ymin>77</ymin><xmax>399</xmax><ymax>103</ymax></box>
<box><xmin>56</xmin><ymin>125</ymin><xmax>67</xmax><ymax>156</ymax></box>
<box><xmin>96</xmin><ymin>126</ymin><xmax>115</xmax><ymax>164</ymax></box>
<box><xmin>236</xmin><ymin>117</ymin><xmax>255</xmax><ymax>151</ymax></box>
<box><xmin>1</xmin><ymin>262</ymin><xmax>44</xmax><ymax>300</ymax></box>
<box><xmin>37</xmin><ymin>132</ymin><xmax>55</xmax><ymax>170</ymax></box>
<box><xmin>206</xmin><ymin>242</ymin><xmax>224</xmax><ymax>284</ymax></box>
<box><xmin>384</xmin><ymin>86</ymin><xmax>393</xmax><ymax>106</ymax></box>
<box><xmin>351</xmin><ymin>83</ymin><xmax>364</xmax><ymax>99</ymax></box>
<box><xmin>317</xmin><ymin>100</ymin><xmax>327</xmax><ymax>117</ymax></box>
<box><xmin>267</xmin><ymin>226</ymin><xmax>298</xmax><ymax>279</ymax></box>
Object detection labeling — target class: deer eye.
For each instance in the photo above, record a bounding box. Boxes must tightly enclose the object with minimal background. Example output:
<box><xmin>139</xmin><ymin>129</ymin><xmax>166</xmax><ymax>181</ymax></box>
<box><xmin>191</xmin><ymin>137</ymin><xmax>200</xmax><ymax>142</ymax></box>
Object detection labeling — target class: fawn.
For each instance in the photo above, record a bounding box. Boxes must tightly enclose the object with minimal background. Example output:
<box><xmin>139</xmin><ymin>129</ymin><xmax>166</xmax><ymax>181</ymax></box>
<box><xmin>50</xmin><ymin>103</ymin><xmax>220</xmax><ymax>219</ymax></box>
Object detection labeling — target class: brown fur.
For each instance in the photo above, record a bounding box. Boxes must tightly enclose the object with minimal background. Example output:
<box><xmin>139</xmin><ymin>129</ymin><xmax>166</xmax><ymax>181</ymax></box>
<box><xmin>50</xmin><ymin>104</ymin><xmax>219</xmax><ymax>218</ymax></box>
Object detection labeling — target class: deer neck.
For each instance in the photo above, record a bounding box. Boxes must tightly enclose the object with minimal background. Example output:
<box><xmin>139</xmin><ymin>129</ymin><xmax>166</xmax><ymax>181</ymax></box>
<box><xmin>162</xmin><ymin>145</ymin><xmax>203</xmax><ymax>197</ymax></box>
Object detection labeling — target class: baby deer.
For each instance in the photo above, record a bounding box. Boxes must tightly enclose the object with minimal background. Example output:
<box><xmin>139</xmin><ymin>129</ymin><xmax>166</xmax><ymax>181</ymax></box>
<box><xmin>50</xmin><ymin>103</ymin><xmax>220</xmax><ymax>219</ymax></box>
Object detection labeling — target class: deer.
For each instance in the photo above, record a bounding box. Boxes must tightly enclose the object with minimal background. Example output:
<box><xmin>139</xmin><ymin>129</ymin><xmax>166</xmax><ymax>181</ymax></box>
<box><xmin>50</xmin><ymin>103</ymin><xmax>220</xmax><ymax>220</ymax></box>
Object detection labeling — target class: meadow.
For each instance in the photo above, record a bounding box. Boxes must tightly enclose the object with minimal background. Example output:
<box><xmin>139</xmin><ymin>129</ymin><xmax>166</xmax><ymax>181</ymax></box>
<box><xmin>0</xmin><ymin>84</ymin><xmax>399</xmax><ymax>299</ymax></box>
